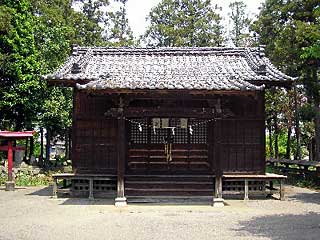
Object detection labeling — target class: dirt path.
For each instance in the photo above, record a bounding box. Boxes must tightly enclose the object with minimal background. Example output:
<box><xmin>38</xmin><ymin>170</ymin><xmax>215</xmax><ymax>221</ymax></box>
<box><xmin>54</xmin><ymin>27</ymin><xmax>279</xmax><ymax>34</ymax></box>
<box><xmin>0</xmin><ymin>185</ymin><xmax>319</xmax><ymax>240</ymax></box>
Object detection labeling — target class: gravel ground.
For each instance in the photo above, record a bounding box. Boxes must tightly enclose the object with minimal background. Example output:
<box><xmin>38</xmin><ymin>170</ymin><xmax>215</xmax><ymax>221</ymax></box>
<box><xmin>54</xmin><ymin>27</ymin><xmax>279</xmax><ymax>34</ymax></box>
<box><xmin>0</xmin><ymin>185</ymin><xmax>319</xmax><ymax>240</ymax></box>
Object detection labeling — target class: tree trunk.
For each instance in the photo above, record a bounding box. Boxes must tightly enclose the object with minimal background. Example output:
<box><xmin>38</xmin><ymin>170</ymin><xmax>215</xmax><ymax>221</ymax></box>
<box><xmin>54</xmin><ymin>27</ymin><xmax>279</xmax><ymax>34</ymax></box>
<box><xmin>65</xmin><ymin>129</ymin><xmax>69</xmax><ymax>160</ymax></box>
<box><xmin>294</xmin><ymin>85</ymin><xmax>301</xmax><ymax>160</ymax></box>
<box><xmin>313</xmin><ymin>64</ymin><xmax>320</xmax><ymax>162</ymax></box>
<box><xmin>314</xmin><ymin>97</ymin><xmax>320</xmax><ymax>161</ymax></box>
<box><xmin>39</xmin><ymin>127</ymin><xmax>44</xmax><ymax>167</ymax></box>
<box><xmin>286</xmin><ymin>126</ymin><xmax>291</xmax><ymax>160</ymax></box>
<box><xmin>24</xmin><ymin>137</ymin><xmax>28</xmax><ymax>163</ymax></box>
<box><xmin>267</xmin><ymin>119</ymin><xmax>273</xmax><ymax>157</ymax></box>
<box><xmin>28</xmin><ymin>137</ymin><xmax>34</xmax><ymax>163</ymax></box>
<box><xmin>274</xmin><ymin>115</ymin><xmax>279</xmax><ymax>159</ymax></box>
<box><xmin>45</xmin><ymin>129</ymin><xmax>51</xmax><ymax>167</ymax></box>
<box><xmin>68</xmin><ymin>128</ymin><xmax>72</xmax><ymax>160</ymax></box>
<box><xmin>309</xmin><ymin>138</ymin><xmax>315</xmax><ymax>161</ymax></box>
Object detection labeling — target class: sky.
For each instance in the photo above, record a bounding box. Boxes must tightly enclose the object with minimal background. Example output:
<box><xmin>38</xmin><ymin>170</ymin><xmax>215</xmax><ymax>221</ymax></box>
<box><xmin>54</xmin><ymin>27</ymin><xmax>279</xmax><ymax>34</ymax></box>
<box><xmin>126</xmin><ymin>0</ymin><xmax>265</xmax><ymax>37</ymax></box>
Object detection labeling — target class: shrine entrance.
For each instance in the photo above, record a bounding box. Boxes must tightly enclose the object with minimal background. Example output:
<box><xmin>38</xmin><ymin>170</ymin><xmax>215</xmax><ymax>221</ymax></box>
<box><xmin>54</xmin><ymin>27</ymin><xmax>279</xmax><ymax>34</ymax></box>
<box><xmin>126</xmin><ymin>117</ymin><xmax>213</xmax><ymax>174</ymax></box>
<box><xmin>0</xmin><ymin>131</ymin><xmax>35</xmax><ymax>191</ymax></box>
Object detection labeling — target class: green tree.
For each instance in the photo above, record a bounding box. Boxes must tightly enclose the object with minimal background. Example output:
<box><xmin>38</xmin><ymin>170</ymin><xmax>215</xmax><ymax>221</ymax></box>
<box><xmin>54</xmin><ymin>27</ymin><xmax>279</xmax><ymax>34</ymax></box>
<box><xmin>143</xmin><ymin>0</ymin><xmax>223</xmax><ymax>47</ymax></box>
<box><xmin>73</xmin><ymin>0</ymin><xmax>110</xmax><ymax>46</ymax></box>
<box><xmin>31</xmin><ymin>0</ymin><xmax>75</xmax><ymax>71</ymax></box>
<box><xmin>0</xmin><ymin>0</ymin><xmax>42</xmax><ymax>130</ymax></box>
<box><xmin>105</xmin><ymin>0</ymin><xmax>134</xmax><ymax>46</ymax></box>
<box><xmin>228</xmin><ymin>1</ymin><xmax>251</xmax><ymax>47</ymax></box>
<box><xmin>252</xmin><ymin>0</ymin><xmax>320</xmax><ymax>160</ymax></box>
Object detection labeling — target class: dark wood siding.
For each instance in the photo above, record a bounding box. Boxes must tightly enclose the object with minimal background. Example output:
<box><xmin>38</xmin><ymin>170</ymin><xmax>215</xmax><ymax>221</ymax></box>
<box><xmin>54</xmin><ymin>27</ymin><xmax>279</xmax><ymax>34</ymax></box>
<box><xmin>219</xmin><ymin>119</ymin><xmax>265</xmax><ymax>174</ymax></box>
<box><xmin>72</xmin><ymin>91</ymin><xmax>117</xmax><ymax>174</ymax></box>
<box><xmin>71</xmin><ymin>91</ymin><xmax>265</xmax><ymax>175</ymax></box>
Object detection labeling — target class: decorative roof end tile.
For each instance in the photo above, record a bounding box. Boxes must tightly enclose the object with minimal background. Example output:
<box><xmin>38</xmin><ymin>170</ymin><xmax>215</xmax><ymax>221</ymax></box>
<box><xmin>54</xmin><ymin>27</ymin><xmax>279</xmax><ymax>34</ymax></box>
<box><xmin>71</xmin><ymin>63</ymin><xmax>81</xmax><ymax>74</ymax></box>
<box><xmin>257</xmin><ymin>64</ymin><xmax>267</xmax><ymax>75</ymax></box>
<box><xmin>259</xmin><ymin>45</ymin><xmax>266</xmax><ymax>57</ymax></box>
<box><xmin>71</xmin><ymin>44</ymin><xmax>79</xmax><ymax>56</ymax></box>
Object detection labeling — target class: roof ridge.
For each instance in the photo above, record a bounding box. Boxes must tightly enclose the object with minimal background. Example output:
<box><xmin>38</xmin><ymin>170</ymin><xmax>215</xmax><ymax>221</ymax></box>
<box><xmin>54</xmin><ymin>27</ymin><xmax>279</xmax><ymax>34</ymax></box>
<box><xmin>71</xmin><ymin>45</ymin><xmax>263</xmax><ymax>56</ymax></box>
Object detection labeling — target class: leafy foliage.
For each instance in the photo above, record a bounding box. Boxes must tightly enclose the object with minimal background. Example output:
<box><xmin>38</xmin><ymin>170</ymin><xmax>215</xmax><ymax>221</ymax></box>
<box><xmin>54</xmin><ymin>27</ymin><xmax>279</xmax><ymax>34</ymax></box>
<box><xmin>0</xmin><ymin>0</ymin><xmax>42</xmax><ymax>130</ymax></box>
<box><xmin>73</xmin><ymin>0</ymin><xmax>110</xmax><ymax>46</ymax></box>
<box><xmin>143</xmin><ymin>0</ymin><xmax>224</xmax><ymax>47</ymax></box>
<box><xmin>105</xmin><ymin>0</ymin><xmax>135</xmax><ymax>46</ymax></box>
<box><xmin>252</xmin><ymin>0</ymin><xmax>320</xmax><ymax>160</ymax></box>
<box><xmin>228</xmin><ymin>1</ymin><xmax>252</xmax><ymax>47</ymax></box>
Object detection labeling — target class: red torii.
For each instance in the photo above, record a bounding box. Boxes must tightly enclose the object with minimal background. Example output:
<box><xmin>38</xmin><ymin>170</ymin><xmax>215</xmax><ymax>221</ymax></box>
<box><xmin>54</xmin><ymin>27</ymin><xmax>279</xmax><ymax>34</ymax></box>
<box><xmin>0</xmin><ymin>131</ymin><xmax>35</xmax><ymax>191</ymax></box>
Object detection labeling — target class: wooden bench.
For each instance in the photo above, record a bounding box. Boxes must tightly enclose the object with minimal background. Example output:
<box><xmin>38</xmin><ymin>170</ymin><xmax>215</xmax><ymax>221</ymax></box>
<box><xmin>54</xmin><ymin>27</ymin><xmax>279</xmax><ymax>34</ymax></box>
<box><xmin>222</xmin><ymin>173</ymin><xmax>287</xmax><ymax>200</ymax></box>
<box><xmin>267</xmin><ymin>158</ymin><xmax>320</xmax><ymax>171</ymax></box>
<box><xmin>52</xmin><ymin>173</ymin><xmax>116</xmax><ymax>200</ymax></box>
<box><xmin>267</xmin><ymin>159</ymin><xmax>320</xmax><ymax>184</ymax></box>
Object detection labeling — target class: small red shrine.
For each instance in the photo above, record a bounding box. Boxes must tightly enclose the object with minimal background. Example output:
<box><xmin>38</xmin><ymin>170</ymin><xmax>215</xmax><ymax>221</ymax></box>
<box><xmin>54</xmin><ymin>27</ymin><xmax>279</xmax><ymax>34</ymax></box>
<box><xmin>0</xmin><ymin>131</ymin><xmax>35</xmax><ymax>191</ymax></box>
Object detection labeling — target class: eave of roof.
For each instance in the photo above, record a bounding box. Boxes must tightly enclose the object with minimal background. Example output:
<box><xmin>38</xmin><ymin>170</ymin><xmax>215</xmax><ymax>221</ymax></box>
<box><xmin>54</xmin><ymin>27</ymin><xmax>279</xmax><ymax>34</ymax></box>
<box><xmin>43</xmin><ymin>46</ymin><xmax>294</xmax><ymax>92</ymax></box>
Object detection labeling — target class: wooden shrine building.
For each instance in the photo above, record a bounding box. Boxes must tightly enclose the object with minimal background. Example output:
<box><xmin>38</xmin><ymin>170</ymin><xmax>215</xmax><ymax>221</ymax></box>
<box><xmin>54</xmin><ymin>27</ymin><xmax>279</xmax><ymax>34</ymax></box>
<box><xmin>45</xmin><ymin>46</ymin><xmax>292</xmax><ymax>206</ymax></box>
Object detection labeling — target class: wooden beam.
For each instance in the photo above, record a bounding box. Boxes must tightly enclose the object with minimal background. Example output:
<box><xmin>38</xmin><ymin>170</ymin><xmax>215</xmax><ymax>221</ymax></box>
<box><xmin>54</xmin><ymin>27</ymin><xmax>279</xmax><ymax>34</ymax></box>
<box><xmin>244</xmin><ymin>179</ymin><xmax>249</xmax><ymax>201</ymax></box>
<box><xmin>7</xmin><ymin>140</ymin><xmax>13</xmax><ymax>182</ymax></box>
<box><xmin>52</xmin><ymin>178</ymin><xmax>58</xmax><ymax>198</ymax></box>
<box><xmin>215</xmin><ymin>176</ymin><xmax>223</xmax><ymax>198</ymax></box>
<box><xmin>115</xmin><ymin>97</ymin><xmax>127</xmax><ymax>207</ymax></box>
<box><xmin>46</xmin><ymin>79</ymin><xmax>90</xmax><ymax>87</ymax></box>
<box><xmin>213</xmin><ymin>176</ymin><xmax>224</xmax><ymax>207</ymax></box>
<box><xmin>89</xmin><ymin>178</ymin><xmax>94</xmax><ymax>200</ymax></box>
<box><xmin>280</xmin><ymin>179</ymin><xmax>285</xmax><ymax>201</ymax></box>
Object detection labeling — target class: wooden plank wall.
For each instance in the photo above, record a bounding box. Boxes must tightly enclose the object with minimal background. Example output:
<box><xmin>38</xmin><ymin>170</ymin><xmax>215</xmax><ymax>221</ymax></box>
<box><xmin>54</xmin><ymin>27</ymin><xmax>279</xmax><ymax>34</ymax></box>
<box><xmin>71</xmin><ymin>91</ymin><xmax>265</xmax><ymax>175</ymax></box>
<box><xmin>219</xmin><ymin>119</ymin><xmax>265</xmax><ymax>174</ymax></box>
<box><xmin>72</xmin><ymin>91</ymin><xmax>117</xmax><ymax>174</ymax></box>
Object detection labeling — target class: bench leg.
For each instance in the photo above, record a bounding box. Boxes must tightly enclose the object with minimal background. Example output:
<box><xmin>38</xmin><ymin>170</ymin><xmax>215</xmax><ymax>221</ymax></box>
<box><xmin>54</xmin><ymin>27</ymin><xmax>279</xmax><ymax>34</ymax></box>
<box><xmin>52</xmin><ymin>179</ymin><xmax>58</xmax><ymax>198</ymax></box>
<box><xmin>244</xmin><ymin>179</ymin><xmax>249</xmax><ymax>201</ymax></box>
<box><xmin>280</xmin><ymin>179</ymin><xmax>285</xmax><ymax>201</ymax></box>
<box><xmin>89</xmin><ymin>178</ymin><xmax>94</xmax><ymax>201</ymax></box>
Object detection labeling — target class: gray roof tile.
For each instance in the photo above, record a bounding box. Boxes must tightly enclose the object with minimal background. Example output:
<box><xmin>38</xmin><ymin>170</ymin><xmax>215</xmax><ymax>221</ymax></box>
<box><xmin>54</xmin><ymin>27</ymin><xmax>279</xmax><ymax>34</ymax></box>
<box><xmin>44</xmin><ymin>46</ymin><xmax>294</xmax><ymax>91</ymax></box>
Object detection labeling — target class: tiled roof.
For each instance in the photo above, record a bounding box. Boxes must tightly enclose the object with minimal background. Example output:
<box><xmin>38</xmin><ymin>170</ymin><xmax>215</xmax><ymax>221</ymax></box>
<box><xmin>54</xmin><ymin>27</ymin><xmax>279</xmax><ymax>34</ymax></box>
<box><xmin>43</xmin><ymin>46</ymin><xmax>294</xmax><ymax>91</ymax></box>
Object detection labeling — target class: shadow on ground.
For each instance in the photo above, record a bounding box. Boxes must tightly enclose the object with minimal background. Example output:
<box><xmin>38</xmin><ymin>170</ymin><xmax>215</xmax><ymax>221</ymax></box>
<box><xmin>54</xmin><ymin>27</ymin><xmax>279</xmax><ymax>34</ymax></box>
<box><xmin>26</xmin><ymin>186</ymin><xmax>115</xmax><ymax>205</ymax></box>
<box><xmin>60</xmin><ymin>198</ymin><xmax>115</xmax><ymax>205</ymax></box>
<box><xmin>287</xmin><ymin>192</ymin><xmax>320</xmax><ymax>205</ymax></box>
<box><xmin>27</xmin><ymin>186</ymin><xmax>52</xmax><ymax>196</ymax></box>
<box><xmin>236</xmin><ymin>212</ymin><xmax>320</xmax><ymax>240</ymax></box>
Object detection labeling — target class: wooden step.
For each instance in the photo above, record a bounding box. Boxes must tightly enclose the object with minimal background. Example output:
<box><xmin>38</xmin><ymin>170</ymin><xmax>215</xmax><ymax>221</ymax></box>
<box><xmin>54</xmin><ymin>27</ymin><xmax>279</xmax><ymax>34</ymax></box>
<box><xmin>125</xmin><ymin>189</ymin><xmax>213</xmax><ymax>196</ymax></box>
<box><xmin>125</xmin><ymin>174</ymin><xmax>214</xmax><ymax>197</ymax></box>
<box><xmin>126</xmin><ymin>181</ymin><xmax>213</xmax><ymax>185</ymax></box>
<box><xmin>125</xmin><ymin>175</ymin><xmax>214</xmax><ymax>182</ymax></box>
<box><xmin>126</xmin><ymin>183</ymin><xmax>213</xmax><ymax>190</ymax></box>
<box><xmin>127</xmin><ymin>195</ymin><xmax>213</xmax><ymax>203</ymax></box>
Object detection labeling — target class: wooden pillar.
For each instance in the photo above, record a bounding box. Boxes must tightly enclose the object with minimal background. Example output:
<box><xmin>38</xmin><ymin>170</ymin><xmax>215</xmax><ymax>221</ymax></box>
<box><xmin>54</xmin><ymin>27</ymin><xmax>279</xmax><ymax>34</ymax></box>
<box><xmin>89</xmin><ymin>178</ymin><xmax>94</xmax><ymax>201</ymax></box>
<box><xmin>7</xmin><ymin>140</ymin><xmax>13</xmax><ymax>182</ymax></box>
<box><xmin>213</xmin><ymin>176</ymin><xmax>224</xmax><ymax>207</ymax></box>
<box><xmin>5</xmin><ymin>140</ymin><xmax>15</xmax><ymax>191</ymax></box>
<box><xmin>215</xmin><ymin>176</ymin><xmax>223</xmax><ymax>198</ymax></box>
<box><xmin>244</xmin><ymin>179</ymin><xmax>249</xmax><ymax>201</ymax></box>
<box><xmin>115</xmin><ymin>104</ymin><xmax>127</xmax><ymax>207</ymax></box>
<box><xmin>280</xmin><ymin>179</ymin><xmax>285</xmax><ymax>201</ymax></box>
<box><xmin>213</xmin><ymin>119</ymin><xmax>224</xmax><ymax>207</ymax></box>
<box><xmin>52</xmin><ymin>178</ymin><xmax>58</xmax><ymax>198</ymax></box>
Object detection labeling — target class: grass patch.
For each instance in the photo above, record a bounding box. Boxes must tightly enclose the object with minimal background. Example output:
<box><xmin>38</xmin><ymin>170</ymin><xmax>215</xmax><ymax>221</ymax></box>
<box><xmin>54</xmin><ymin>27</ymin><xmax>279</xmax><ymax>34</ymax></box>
<box><xmin>0</xmin><ymin>170</ymin><xmax>60</xmax><ymax>187</ymax></box>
